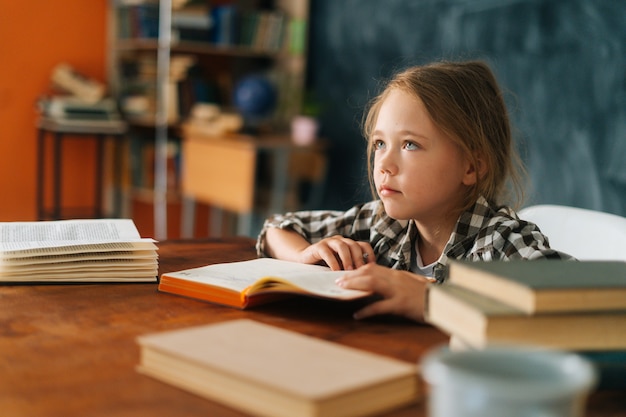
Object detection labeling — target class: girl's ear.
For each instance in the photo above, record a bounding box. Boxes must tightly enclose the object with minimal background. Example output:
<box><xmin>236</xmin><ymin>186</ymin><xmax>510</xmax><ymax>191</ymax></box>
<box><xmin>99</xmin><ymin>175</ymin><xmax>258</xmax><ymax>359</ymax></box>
<box><xmin>462</xmin><ymin>156</ymin><xmax>487</xmax><ymax>186</ymax></box>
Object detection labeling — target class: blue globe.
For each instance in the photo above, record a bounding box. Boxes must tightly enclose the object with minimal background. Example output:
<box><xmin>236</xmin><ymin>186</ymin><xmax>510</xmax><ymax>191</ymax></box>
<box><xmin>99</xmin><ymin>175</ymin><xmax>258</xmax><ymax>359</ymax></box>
<box><xmin>233</xmin><ymin>75</ymin><xmax>277</xmax><ymax>119</ymax></box>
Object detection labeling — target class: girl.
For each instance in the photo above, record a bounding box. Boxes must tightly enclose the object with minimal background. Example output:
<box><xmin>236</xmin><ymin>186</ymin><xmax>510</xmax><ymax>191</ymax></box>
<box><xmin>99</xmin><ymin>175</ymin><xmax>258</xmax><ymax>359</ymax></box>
<box><xmin>256</xmin><ymin>60</ymin><xmax>572</xmax><ymax>322</ymax></box>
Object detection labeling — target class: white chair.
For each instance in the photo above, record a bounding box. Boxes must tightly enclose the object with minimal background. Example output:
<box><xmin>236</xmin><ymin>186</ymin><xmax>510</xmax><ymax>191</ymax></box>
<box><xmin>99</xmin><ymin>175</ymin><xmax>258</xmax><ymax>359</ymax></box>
<box><xmin>518</xmin><ymin>204</ymin><xmax>626</xmax><ymax>261</ymax></box>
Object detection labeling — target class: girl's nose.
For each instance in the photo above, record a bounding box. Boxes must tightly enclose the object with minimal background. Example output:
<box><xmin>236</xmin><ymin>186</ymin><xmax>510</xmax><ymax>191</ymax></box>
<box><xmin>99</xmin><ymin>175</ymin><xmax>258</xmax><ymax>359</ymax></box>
<box><xmin>377</xmin><ymin>151</ymin><xmax>398</xmax><ymax>175</ymax></box>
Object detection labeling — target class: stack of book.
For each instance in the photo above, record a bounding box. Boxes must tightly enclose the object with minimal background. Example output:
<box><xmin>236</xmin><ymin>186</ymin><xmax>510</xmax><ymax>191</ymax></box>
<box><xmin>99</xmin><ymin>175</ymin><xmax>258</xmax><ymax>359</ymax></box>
<box><xmin>426</xmin><ymin>260</ymin><xmax>626</xmax><ymax>351</ymax></box>
<box><xmin>425</xmin><ymin>260</ymin><xmax>626</xmax><ymax>389</ymax></box>
<box><xmin>50</xmin><ymin>63</ymin><xmax>106</xmax><ymax>104</ymax></box>
<box><xmin>116</xmin><ymin>2</ymin><xmax>160</xmax><ymax>40</ymax></box>
<box><xmin>37</xmin><ymin>63</ymin><xmax>126</xmax><ymax>131</ymax></box>
<box><xmin>171</xmin><ymin>2</ymin><xmax>212</xmax><ymax>42</ymax></box>
<box><xmin>0</xmin><ymin>219</ymin><xmax>158</xmax><ymax>283</ymax></box>
<box><xmin>37</xmin><ymin>96</ymin><xmax>125</xmax><ymax>129</ymax></box>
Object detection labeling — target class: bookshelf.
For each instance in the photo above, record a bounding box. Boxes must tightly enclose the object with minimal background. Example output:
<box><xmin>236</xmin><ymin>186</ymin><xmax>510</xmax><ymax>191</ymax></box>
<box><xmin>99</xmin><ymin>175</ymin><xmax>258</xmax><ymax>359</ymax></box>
<box><xmin>107</xmin><ymin>0</ymin><xmax>310</xmax><ymax>239</ymax></box>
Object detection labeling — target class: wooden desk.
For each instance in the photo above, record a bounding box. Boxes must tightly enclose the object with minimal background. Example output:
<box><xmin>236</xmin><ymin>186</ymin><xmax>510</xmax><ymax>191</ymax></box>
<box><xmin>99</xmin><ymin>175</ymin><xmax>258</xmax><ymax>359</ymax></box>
<box><xmin>181</xmin><ymin>130</ymin><xmax>327</xmax><ymax>237</ymax></box>
<box><xmin>1</xmin><ymin>238</ymin><xmax>623</xmax><ymax>417</ymax></box>
<box><xmin>36</xmin><ymin>117</ymin><xmax>128</xmax><ymax>220</ymax></box>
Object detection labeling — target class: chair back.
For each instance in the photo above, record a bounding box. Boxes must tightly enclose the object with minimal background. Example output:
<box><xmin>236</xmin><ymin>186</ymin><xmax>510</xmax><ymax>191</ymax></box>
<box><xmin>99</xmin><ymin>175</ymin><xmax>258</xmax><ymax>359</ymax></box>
<box><xmin>518</xmin><ymin>205</ymin><xmax>626</xmax><ymax>261</ymax></box>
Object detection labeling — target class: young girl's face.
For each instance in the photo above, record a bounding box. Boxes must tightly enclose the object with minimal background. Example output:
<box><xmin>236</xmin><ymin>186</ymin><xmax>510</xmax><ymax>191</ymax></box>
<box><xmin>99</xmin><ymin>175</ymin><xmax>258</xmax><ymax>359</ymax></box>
<box><xmin>372</xmin><ymin>89</ymin><xmax>477</xmax><ymax>223</ymax></box>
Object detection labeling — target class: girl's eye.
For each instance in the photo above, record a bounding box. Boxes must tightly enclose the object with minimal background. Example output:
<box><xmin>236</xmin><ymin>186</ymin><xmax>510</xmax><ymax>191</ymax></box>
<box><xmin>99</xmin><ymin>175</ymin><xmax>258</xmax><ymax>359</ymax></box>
<box><xmin>404</xmin><ymin>141</ymin><xmax>420</xmax><ymax>150</ymax></box>
<box><xmin>372</xmin><ymin>139</ymin><xmax>385</xmax><ymax>150</ymax></box>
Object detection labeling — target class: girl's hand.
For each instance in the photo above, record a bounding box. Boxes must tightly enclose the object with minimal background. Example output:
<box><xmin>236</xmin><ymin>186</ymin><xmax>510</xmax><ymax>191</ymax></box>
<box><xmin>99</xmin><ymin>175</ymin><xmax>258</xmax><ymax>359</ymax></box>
<box><xmin>298</xmin><ymin>235</ymin><xmax>376</xmax><ymax>271</ymax></box>
<box><xmin>335</xmin><ymin>263</ymin><xmax>434</xmax><ymax>322</ymax></box>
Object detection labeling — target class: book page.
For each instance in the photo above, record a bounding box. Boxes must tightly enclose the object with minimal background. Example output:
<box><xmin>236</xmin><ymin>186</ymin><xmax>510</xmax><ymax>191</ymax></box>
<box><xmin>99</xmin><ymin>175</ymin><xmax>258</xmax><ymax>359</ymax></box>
<box><xmin>250</xmin><ymin>272</ymin><xmax>367</xmax><ymax>299</ymax></box>
<box><xmin>0</xmin><ymin>242</ymin><xmax>157</xmax><ymax>259</ymax></box>
<box><xmin>0</xmin><ymin>219</ymin><xmax>155</xmax><ymax>252</ymax></box>
<box><xmin>0</xmin><ymin>258</ymin><xmax>158</xmax><ymax>274</ymax></box>
<box><xmin>5</xmin><ymin>271</ymin><xmax>158</xmax><ymax>282</ymax></box>
<box><xmin>164</xmin><ymin>258</ymin><xmax>369</xmax><ymax>299</ymax></box>
<box><xmin>0</xmin><ymin>250</ymin><xmax>157</xmax><ymax>266</ymax></box>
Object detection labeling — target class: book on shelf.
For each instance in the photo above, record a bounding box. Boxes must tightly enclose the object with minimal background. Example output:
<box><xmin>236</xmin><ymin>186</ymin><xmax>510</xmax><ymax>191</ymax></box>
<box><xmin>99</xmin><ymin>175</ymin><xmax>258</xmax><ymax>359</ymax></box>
<box><xmin>0</xmin><ymin>219</ymin><xmax>158</xmax><ymax>283</ymax></box>
<box><xmin>116</xmin><ymin>2</ymin><xmax>159</xmax><ymax>40</ymax></box>
<box><xmin>447</xmin><ymin>259</ymin><xmax>626</xmax><ymax>314</ymax></box>
<box><xmin>37</xmin><ymin>115</ymin><xmax>127</xmax><ymax>133</ymax></box>
<box><xmin>50</xmin><ymin>63</ymin><xmax>106</xmax><ymax>104</ymax></box>
<box><xmin>118</xmin><ymin>54</ymin><xmax>197</xmax><ymax>124</ymax></box>
<box><xmin>253</xmin><ymin>10</ymin><xmax>286</xmax><ymax>52</ymax></box>
<box><xmin>37</xmin><ymin>96</ymin><xmax>127</xmax><ymax>132</ymax></box>
<box><xmin>129</xmin><ymin>137</ymin><xmax>180</xmax><ymax>191</ymax></box>
<box><xmin>136</xmin><ymin>319</ymin><xmax>420</xmax><ymax>417</ymax></box>
<box><xmin>210</xmin><ymin>5</ymin><xmax>238</xmax><ymax>46</ymax></box>
<box><xmin>238</xmin><ymin>10</ymin><xmax>259</xmax><ymax>47</ymax></box>
<box><xmin>39</xmin><ymin>96</ymin><xmax>117</xmax><ymax>120</ymax></box>
<box><xmin>171</xmin><ymin>3</ymin><xmax>212</xmax><ymax>31</ymax></box>
<box><xmin>425</xmin><ymin>283</ymin><xmax>626</xmax><ymax>351</ymax></box>
<box><xmin>158</xmin><ymin>258</ymin><xmax>370</xmax><ymax>309</ymax></box>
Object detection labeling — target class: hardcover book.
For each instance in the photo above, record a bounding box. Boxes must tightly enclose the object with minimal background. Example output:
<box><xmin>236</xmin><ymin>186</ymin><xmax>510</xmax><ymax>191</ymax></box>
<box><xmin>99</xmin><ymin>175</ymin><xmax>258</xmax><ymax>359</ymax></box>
<box><xmin>426</xmin><ymin>283</ymin><xmax>626</xmax><ymax>350</ymax></box>
<box><xmin>136</xmin><ymin>319</ymin><xmax>420</xmax><ymax>417</ymax></box>
<box><xmin>447</xmin><ymin>260</ymin><xmax>626</xmax><ymax>314</ymax></box>
<box><xmin>158</xmin><ymin>258</ymin><xmax>370</xmax><ymax>308</ymax></box>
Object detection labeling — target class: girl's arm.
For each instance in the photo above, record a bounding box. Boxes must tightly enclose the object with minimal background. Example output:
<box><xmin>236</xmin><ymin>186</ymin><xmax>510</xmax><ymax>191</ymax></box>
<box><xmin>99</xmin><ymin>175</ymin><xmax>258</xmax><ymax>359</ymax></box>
<box><xmin>257</xmin><ymin>201</ymin><xmax>382</xmax><ymax>270</ymax></box>
<box><xmin>263</xmin><ymin>227</ymin><xmax>310</xmax><ymax>261</ymax></box>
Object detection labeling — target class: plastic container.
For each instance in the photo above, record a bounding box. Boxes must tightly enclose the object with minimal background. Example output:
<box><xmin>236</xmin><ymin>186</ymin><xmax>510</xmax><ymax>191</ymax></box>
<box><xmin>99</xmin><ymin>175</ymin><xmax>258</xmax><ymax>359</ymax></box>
<box><xmin>421</xmin><ymin>345</ymin><xmax>597</xmax><ymax>417</ymax></box>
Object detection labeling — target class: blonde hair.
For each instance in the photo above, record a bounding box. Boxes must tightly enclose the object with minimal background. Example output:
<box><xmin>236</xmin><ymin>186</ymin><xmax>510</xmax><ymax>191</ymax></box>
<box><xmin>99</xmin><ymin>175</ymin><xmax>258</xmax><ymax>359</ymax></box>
<box><xmin>363</xmin><ymin>60</ymin><xmax>526</xmax><ymax>211</ymax></box>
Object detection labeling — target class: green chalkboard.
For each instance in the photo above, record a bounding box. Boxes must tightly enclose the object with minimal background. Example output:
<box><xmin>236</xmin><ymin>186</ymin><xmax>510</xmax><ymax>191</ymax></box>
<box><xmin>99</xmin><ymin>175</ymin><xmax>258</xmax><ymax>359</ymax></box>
<box><xmin>307</xmin><ymin>0</ymin><xmax>625</xmax><ymax>216</ymax></box>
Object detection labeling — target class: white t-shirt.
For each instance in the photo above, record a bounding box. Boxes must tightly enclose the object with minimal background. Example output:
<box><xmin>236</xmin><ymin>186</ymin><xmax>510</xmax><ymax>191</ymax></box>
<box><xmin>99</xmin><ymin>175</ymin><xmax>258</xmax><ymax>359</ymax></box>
<box><xmin>411</xmin><ymin>241</ymin><xmax>436</xmax><ymax>278</ymax></box>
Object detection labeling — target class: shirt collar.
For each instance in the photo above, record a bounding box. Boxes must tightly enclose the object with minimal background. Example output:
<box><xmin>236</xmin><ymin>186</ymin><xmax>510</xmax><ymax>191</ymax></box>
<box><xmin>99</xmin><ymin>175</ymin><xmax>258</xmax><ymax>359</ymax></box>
<box><xmin>370</xmin><ymin>196</ymin><xmax>502</xmax><ymax>275</ymax></box>
<box><xmin>370</xmin><ymin>208</ymin><xmax>412</xmax><ymax>268</ymax></box>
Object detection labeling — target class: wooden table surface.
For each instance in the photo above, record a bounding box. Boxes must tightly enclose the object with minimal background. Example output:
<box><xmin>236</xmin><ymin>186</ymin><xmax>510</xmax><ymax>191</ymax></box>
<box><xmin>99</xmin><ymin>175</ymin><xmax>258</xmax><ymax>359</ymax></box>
<box><xmin>1</xmin><ymin>238</ymin><xmax>624</xmax><ymax>417</ymax></box>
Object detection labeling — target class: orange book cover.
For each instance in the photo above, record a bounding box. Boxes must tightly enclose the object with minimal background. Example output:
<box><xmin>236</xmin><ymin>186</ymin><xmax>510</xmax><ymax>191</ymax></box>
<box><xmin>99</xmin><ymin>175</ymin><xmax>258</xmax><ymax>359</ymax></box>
<box><xmin>158</xmin><ymin>258</ymin><xmax>370</xmax><ymax>308</ymax></box>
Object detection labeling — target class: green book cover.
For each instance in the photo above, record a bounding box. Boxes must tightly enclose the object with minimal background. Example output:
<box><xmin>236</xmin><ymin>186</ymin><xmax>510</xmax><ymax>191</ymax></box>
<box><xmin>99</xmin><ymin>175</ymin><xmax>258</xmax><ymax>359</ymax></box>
<box><xmin>447</xmin><ymin>260</ymin><xmax>626</xmax><ymax>313</ymax></box>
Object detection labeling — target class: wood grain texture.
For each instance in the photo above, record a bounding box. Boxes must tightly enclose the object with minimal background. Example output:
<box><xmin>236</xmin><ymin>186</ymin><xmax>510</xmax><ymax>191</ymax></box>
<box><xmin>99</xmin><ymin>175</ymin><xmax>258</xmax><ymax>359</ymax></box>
<box><xmin>0</xmin><ymin>238</ymin><xmax>621</xmax><ymax>416</ymax></box>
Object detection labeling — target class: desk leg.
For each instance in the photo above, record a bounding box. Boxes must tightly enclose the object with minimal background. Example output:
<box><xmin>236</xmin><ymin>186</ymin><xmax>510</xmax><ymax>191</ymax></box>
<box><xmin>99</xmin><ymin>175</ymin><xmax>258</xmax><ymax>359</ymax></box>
<box><xmin>270</xmin><ymin>148</ymin><xmax>289</xmax><ymax>215</ymax></box>
<box><xmin>210</xmin><ymin>207</ymin><xmax>224</xmax><ymax>238</ymax></box>
<box><xmin>181</xmin><ymin>196</ymin><xmax>196</xmax><ymax>238</ymax></box>
<box><xmin>112</xmin><ymin>136</ymin><xmax>123</xmax><ymax>218</ymax></box>
<box><xmin>94</xmin><ymin>134</ymin><xmax>105</xmax><ymax>218</ymax></box>
<box><xmin>237</xmin><ymin>212</ymin><xmax>253</xmax><ymax>237</ymax></box>
<box><xmin>36</xmin><ymin>129</ymin><xmax>46</xmax><ymax>220</ymax></box>
<box><xmin>53</xmin><ymin>132</ymin><xmax>63</xmax><ymax>220</ymax></box>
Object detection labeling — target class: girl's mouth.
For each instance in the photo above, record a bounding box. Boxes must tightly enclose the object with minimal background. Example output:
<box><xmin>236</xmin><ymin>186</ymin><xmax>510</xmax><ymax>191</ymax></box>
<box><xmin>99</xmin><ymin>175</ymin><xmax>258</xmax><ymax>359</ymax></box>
<box><xmin>379</xmin><ymin>185</ymin><xmax>400</xmax><ymax>197</ymax></box>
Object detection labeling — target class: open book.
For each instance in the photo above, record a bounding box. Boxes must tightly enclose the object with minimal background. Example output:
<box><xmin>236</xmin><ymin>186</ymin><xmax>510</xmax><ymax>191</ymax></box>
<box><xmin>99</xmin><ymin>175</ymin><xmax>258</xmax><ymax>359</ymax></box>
<box><xmin>158</xmin><ymin>258</ymin><xmax>370</xmax><ymax>308</ymax></box>
<box><xmin>0</xmin><ymin>219</ymin><xmax>158</xmax><ymax>282</ymax></box>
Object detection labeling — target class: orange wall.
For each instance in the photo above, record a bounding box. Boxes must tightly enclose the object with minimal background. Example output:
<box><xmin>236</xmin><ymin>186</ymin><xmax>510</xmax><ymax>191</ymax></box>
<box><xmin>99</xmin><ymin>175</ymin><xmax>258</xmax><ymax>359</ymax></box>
<box><xmin>0</xmin><ymin>1</ymin><xmax>107</xmax><ymax>221</ymax></box>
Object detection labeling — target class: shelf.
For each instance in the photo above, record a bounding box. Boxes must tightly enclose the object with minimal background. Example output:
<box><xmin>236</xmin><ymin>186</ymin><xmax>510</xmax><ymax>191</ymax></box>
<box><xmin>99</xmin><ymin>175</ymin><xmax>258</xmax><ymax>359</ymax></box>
<box><xmin>116</xmin><ymin>38</ymin><xmax>280</xmax><ymax>58</ymax></box>
<box><xmin>131</xmin><ymin>187</ymin><xmax>182</xmax><ymax>204</ymax></box>
<box><xmin>108</xmin><ymin>0</ymin><xmax>311</xmax><ymax>239</ymax></box>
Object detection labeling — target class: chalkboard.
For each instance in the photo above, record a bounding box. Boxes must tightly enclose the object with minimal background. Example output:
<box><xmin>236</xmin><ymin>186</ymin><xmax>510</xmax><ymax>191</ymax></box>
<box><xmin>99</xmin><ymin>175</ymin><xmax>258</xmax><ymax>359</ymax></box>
<box><xmin>307</xmin><ymin>0</ymin><xmax>626</xmax><ymax>217</ymax></box>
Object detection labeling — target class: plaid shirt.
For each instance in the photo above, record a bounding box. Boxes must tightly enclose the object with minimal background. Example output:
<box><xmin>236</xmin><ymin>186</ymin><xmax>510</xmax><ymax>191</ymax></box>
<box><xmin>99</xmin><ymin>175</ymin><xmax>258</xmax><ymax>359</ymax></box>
<box><xmin>256</xmin><ymin>196</ymin><xmax>573</xmax><ymax>282</ymax></box>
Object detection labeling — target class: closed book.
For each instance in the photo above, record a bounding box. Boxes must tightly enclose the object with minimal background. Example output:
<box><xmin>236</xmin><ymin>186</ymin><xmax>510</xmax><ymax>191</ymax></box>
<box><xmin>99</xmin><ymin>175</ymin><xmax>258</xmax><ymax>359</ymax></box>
<box><xmin>136</xmin><ymin>319</ymin><xmax>420</xmax><ymax>417</ymax></box>
<box><xmin>158</xmin><ymin>258</ymin><xmax>370</xmax><ymax>309</ymax></box>
<box><xmin>447</xmin><ymin>260</ymin><xmax>626</xmax><ymax>314</ymax></box>
<box><xmin>426</xmin><ymin>283</ymin><xmax>626</xmax><ymax>350</ymax></box>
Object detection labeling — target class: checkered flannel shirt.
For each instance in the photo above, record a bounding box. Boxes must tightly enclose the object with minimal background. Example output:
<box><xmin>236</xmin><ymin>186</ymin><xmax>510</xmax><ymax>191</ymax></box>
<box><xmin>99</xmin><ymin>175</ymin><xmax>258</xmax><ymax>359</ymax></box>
<box><xmin>256</xmin><ymin>196</ymin><xmax>574</xmax><ymax>282</ymax></box>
